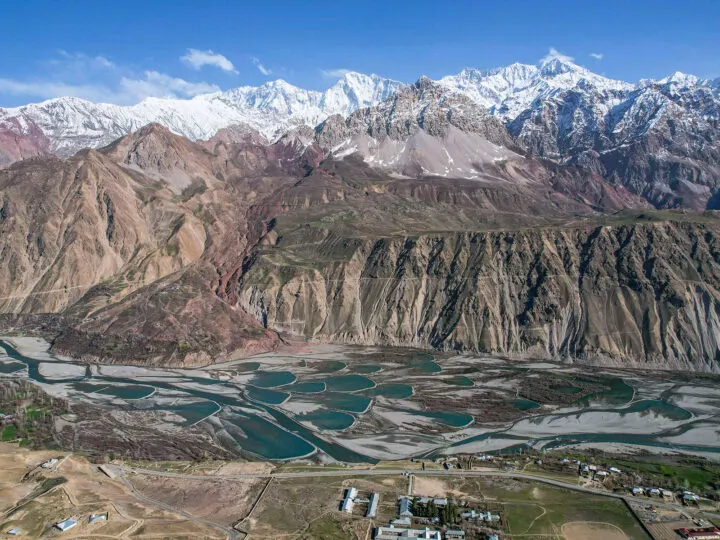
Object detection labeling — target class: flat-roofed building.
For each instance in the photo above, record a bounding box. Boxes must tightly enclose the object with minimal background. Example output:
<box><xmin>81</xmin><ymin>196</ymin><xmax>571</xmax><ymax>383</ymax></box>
<box><xmin>55</xmin><ymin>518</ymin><xmax>77</xmax><ymax>532</ymax></box>
<box><xmin>342</xmin><ymin>487</ymin><xmax>358</xmax><ymax>514</ymax></box>
<box><xmin>374</xmin><ymin>526</ymin><xmax>441</xmax><ymax>540</ymax></box>
<box><xmin>367</xmin><ymin>493</ymin><xmax>379</xmax><ymax>518</ymax></box>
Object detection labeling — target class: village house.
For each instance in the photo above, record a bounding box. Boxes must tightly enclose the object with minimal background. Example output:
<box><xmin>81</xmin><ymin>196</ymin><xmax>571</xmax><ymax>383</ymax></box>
<box><xmin>676</xmin><ymin>527</ymin><xmax>720</xmax><ymax>540</ymax></box>
<box><xmin>374</xmin><ymin>526</ymin><xmax>442</xmax><ymax>540</ymax></box>
<box><xmin>55</xmin><ymin>518</ymin><xmax>77</xmax><ymax>532</ymax></box>
<box><xmin>342</xmin><ymin>487</ymin><xmax>358</xmax><ymax>514</ymax></box>
<box><xmin>399</xmin><ymin>497</ymin><xmax>413</xmax><ymax>517</ymax></box>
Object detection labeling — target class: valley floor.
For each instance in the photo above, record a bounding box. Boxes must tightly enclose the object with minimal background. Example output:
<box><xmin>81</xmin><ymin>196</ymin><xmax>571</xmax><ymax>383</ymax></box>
<box><xmin>2</xmin><ymin>443</ymin><xmax>719</xmax><ymax>539</ymax></box>
<box><xmin>1</xmin><ymin>337</ymin><xmax>719</xmax><ymax>464</ymax></box>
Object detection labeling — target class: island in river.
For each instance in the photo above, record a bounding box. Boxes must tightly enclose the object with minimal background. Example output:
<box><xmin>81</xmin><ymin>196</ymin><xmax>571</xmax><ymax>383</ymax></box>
<box><xmin>1</xmin><ymin>336</ymin><xmax>719</xmax><ymax>463</ymax></box>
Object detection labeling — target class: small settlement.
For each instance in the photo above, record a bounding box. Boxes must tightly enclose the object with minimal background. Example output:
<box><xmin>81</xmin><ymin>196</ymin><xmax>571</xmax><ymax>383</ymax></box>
<box><xmin>379</xmin><ymin>496</ymin><xmax>500</xmax><ymax>539</ymax></box>
<box><xmin>333</xmin><ymin>452</ymin><xmax>718</xmax><ymax>540</ymax></box>
<box><xmin>338</xmin><ymin>485</ymin><xmax>501</xmax><ymax>539</ymax></box>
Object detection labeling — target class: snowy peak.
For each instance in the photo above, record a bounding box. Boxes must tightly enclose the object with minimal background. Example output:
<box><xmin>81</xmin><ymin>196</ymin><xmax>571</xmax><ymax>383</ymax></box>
<box><xmin>0</xmin><ymin>73</ymin><xmax>404</xmax><ymax>158</ymax></box>
<box><xmin>437</xmin><ymin>64</ymin><xmax>538</xmax><ymax>111</ymax></box>
<box><xmin>538</xmin><ymin>57</ymin><xmax>584</xmax><ymax>77</ymax></box>
<box><xmin>438</xmin><ymin>56</ymin><xmax>632</xmax><ymax>119</ymax></box>
<box><xmin>658</xmin><ymin>71</ymin><xmax>704</xmax><ymax>87</ymax></box>
<box><xmin>321</xmin><ymin>72</ymin><xmax>404</xmax><ymax>114</ymax></box>
<box><xmin>216</xmin><ymin>79</ymin><xmax>319</xmax><ymax>114</ymax></box>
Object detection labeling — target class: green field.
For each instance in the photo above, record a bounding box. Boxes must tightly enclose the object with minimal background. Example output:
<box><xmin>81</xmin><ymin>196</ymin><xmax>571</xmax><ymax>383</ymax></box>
<box><xmin>613</xmin><ymin>458</ymin><xmax>720</xmax><ymax>491</ymax></box>
<box><xmin>1</xmin><ymin>424</ymin><xmax>18</xmax><ymax>441</ymax></box>
<box><xmin>442</xmin><ymin>477</ymin><xmax>651</xmax><ymax>540</ymax></box>
<box><xmin>24</xmin><ymin>405</ymin><xmax>49</xmax><ymax>420</ymax></box>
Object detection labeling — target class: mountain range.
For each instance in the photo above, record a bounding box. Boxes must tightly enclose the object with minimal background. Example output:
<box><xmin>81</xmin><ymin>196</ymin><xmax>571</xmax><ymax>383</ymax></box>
<box><xmin>2</xmin><ymin>56</ymin><xmax>720</xmax><ymax>371</ymax></box>
<box><xmin>2</xmin><ymin>57</ymin><xmax>719</xmax><ymax>209</ymax></box>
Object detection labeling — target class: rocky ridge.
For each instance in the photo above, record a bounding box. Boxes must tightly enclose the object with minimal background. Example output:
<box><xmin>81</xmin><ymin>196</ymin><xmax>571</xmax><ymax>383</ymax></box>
<box><xmin>0</xmin><ymin>72</ymin><xmax>404</xmax><ymax>160</ymax></box>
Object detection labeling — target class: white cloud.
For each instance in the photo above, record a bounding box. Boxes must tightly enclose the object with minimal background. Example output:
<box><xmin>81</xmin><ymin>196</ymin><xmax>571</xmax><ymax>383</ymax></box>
<box><xmin>251</xmin><ymin>57</ymin><xmax>272</xmax><ymax>76</ymax></box>
<box><xmin>56</xmin><ymin>50</ymin><xmax>116</xmax><ymax>70</ymax></box>
<box><xmin>541</xmin><ymin>47</ymin><xmax>575</xmax><ymax>64</ymax></box>
<box><xmin>320</xmin><ymin>68</ymin><xmax>351</xmax><ymax>79</ymax></box>
<box><xmin>0</xmin><ymin>71</ymin><xmax>219</xmax><ymax>106</ymax></box>
<box><xmin>0</xmin><ymin>79</ymin><xmax>110</xmax><ymax>103</ymax></box>
<box><xmin>119</xmin><ymin>71</ymin><xmax>220</xmax><ymax>101</ymax></box>
<box><xmin>590</xmin><ymin>52</ymin><xmax>604</xmax><ymax>61</ymax></box>
<box><xmin>181</xmin><ymin>49</ymin><xmax>238</xmax><ymax>74</ymax></box>
<box><xmin>0</xmin><ymin>49</ymin><xmax>225</xmax><ymax>106</ymax></box>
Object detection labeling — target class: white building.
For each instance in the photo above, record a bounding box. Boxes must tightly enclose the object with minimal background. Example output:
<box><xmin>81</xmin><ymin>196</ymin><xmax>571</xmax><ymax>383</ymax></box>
<box><xmin>55</xmin><ymin>518</ymin><xmax>77</xmax><ymax>532</ymax></box>
<box><xmin>460</xmin><ymin>509</ymin><xmax>499</xmax><ymax>522</ymax></box>
<box><xmin>342</xmin><ymin>487</ymin><xmax>358</xmax><ymax>514</ymax></box>
<box><xmin>89</xmin><ymin>513</ymin><xmax>108</xmax><ymax>523</ymax></box>
<box><xmin>374</xmin><ymin>526</ymin><xmax>441</xmax><ymax>540</ymax></box>
<box><xmin>417</xmin><ymin>497</ymin><xmax>447</xmax><ymax>507</ymax></box>
<box><xmin>367</xmin><ymin>493</ymin><xmax>379</xmax><ymax>518</ymax></box>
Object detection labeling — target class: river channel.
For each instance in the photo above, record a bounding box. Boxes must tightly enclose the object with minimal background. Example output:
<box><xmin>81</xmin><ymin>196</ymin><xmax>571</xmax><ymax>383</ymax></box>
<box><xmin>1</xmin><ymin>338</ymin><xmax>718</xmax><ymax>462</ymax></box>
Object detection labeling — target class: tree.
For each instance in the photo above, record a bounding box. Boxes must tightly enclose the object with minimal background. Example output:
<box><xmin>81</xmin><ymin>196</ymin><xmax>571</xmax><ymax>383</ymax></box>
<box><xmin>428</xmin><ymin>500</ymin><xmax>437</xmax><ymax>519</ymax></box>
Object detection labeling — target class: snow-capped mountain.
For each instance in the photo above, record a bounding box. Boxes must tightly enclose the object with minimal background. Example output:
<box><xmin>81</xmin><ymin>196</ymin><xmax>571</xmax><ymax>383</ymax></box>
<box><xmin>0</xmin><ymin>72</ymin><xmax>404</xmax><ymax>158</ymax></box>
<box><xmin>316</xmin><ymin>76</ymin><xmax>516</xmax><ymax>179</ymax></box>
<box><xmin>437</xmin><ymin>57</ymin><xmax>633</xmax><ymax>119</ymax></box>
<box><xmin>437</xmin><ymin>57</ymin><xmax>720</xmax><ymax>207</ymax></box>
<box><xmin>1</xmin><ymin>55</ymin><xmax>720</xmax><ymax>208</ymax></box>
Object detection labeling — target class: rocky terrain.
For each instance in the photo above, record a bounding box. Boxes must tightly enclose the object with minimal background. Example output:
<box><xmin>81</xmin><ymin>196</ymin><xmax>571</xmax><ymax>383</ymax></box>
<box><xmin>0</xmin><ymin>72</ymin><xmax>404</xmax><ymax>160</ymax></box>
<box><xmin>1</xmin><ymin>67</ymin><xmax>720</xmax><ymax>371</ymax></box>
<box><xmin>239</xmin><ymin>211</ymin><xmax>720</xmax><ymax>371</ymax></box>
<box><xmin>2</xmin><ymin>56</ymin><xmax>719</xmax><ymax>208</ymax></box>
<box><xmin>439</xmin><ymin>59</ymin><xmax>720</xmax><ymax>208</ymax></box>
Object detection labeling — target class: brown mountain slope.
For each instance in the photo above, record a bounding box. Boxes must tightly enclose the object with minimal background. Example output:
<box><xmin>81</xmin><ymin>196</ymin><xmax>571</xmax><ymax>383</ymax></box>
<box><xmin>0</xmin><ymin>149</ymin><xmax>205</xmax><ymax>314</ymax></box>
<box><xmin>239</xmin><ymin>209</ymin><xmax>720</xmax><ymax>371</ymax></box>
<box><xmin>1</xmin><ymin>121</ymin><xmax>719</xmax><ymax>370</ymax></box>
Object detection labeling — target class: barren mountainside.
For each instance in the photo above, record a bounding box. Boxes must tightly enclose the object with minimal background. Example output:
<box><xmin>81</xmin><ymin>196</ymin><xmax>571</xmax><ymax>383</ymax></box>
<box><xmin>1</xmin><ymin>73</ymin><xmax>720</xmax><ymax>372</ymax></box>
<box><xmin>239</xmin><ymin>217</ymin><xmax>720</xmax><ymax>371</ymax></box>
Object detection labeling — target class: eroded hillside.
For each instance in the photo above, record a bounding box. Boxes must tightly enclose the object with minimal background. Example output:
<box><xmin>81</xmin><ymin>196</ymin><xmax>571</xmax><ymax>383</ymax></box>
<box><xmin>239</xmin><ymin>211</ymin><xmax>720</xmax><ymax>371</ymax></box>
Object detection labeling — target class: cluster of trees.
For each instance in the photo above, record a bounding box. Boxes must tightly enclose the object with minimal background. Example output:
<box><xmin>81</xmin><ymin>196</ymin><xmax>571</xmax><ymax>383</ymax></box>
<box><xmin>411</xmin><ymin>497</ymin><xmax>460</xmax><ymax>525</ymax></box>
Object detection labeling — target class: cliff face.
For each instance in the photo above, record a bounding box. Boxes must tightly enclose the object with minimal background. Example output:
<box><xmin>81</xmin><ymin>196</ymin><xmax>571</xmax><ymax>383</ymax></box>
<box><xmin>239</xmin><ymin>219</ymin><xmax>720</xmax><ymax>371</ymax></box>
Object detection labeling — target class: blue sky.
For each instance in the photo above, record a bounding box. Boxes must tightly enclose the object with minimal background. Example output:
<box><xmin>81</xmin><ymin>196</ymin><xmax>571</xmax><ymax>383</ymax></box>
<box><xmin>1</xmin><ymin>0</ymin><xmax>719</xmax><ymax>107</ymax></box>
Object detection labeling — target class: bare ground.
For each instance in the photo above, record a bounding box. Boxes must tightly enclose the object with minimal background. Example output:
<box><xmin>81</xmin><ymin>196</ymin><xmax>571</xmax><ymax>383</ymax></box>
<box><xmin>561</xmin><ymin>521</ymin><xmax>629</xmax><ymax>540</ymax></box>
